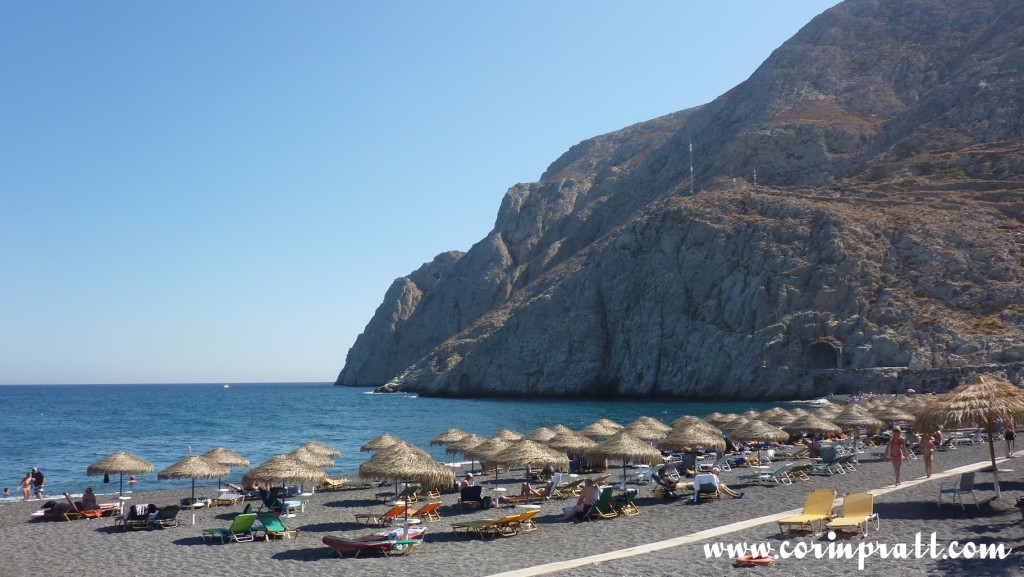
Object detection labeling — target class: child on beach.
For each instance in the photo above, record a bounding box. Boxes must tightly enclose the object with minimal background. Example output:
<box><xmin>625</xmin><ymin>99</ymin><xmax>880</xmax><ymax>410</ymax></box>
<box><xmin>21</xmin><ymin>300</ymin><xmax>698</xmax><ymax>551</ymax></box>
<box><xmin>887</xmin><ymin>427</ymin><xmax>909</xmax><ymax>486</ymax></box>
<box><xmin>919</xmin><ymin>433</ymin><xmax>936</xmax><ymax>478</ymax></box>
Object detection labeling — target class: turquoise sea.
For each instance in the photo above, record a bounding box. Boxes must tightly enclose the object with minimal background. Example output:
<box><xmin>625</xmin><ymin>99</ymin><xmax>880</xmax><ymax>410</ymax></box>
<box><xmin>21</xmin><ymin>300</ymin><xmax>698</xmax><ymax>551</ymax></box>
<box><xmin>0</xmin><ymin>382</ymin><xmax>805</xmax><ymax>501</ymax></box>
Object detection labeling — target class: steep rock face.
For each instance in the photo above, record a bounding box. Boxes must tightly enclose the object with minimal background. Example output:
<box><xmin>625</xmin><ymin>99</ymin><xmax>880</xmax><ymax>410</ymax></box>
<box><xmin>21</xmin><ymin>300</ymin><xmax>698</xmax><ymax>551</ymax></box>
<box><xmin>377</xmin><ymin>185</ymin><xmax>1024</xmax><ymax>399</ymax></box>
<box><xmin>337</xmin><ymin>0</ymin><xmax>1024</xmax><ymax>398</ymax></box>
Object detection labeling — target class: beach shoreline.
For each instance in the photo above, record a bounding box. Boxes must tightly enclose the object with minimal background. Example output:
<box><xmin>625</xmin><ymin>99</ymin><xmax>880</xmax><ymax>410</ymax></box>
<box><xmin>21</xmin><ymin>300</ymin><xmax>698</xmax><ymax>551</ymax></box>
<box><xmin>3</xmin><ymin>440</ymin><xmax>1020</xmax><ymax>577</ymax></box>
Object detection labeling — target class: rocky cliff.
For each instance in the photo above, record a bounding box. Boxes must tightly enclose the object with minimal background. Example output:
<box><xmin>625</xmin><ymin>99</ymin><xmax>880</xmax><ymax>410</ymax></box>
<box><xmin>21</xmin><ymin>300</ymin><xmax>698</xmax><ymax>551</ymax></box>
<box><xmin>336</xmin><ymin>0</ymin><xmax>1024</xmax><ymax>399</ymax></box>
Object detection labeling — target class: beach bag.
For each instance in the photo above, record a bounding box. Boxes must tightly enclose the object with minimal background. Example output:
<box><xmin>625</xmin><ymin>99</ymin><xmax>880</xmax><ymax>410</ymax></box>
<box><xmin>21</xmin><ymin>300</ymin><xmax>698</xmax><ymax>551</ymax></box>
<box><xmin>653</xmin><ymin>486</ymin><xmax>666</xmax><ymax>500</ymax></box>
<box><xmin>482</xmin><ymin>496</ymin><xmax>495</xmax><ymax>509</ymax></box>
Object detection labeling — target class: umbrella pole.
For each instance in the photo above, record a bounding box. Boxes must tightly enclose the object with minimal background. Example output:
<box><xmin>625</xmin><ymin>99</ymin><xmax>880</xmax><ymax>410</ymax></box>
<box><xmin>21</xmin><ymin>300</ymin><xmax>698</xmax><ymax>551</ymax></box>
<box><xmin>985</xmin><ymin>417</ymin><xmax>1001</xmax><ymax>497</ymax></box>
<box><xmin>119</xmin><ymin>473</ymin><xmax>124</xmax><ymax>497</ymax></box>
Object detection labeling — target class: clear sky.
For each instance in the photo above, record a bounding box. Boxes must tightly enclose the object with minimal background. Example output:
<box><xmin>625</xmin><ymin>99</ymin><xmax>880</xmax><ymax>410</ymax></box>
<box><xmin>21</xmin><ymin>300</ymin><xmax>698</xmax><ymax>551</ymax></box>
<box><xmin>1</xmin><ymin>1</ymin><xmax>840</xmax><ymax>385</ymax></box>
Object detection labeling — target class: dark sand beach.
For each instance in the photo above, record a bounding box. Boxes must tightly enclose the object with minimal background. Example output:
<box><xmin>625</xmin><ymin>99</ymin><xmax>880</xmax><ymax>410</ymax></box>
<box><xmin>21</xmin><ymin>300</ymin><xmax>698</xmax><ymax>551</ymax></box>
<box><xmin>3</xmin><ymin>441</ymin><xmax>1021</xmax><ymax>577</ymax></box>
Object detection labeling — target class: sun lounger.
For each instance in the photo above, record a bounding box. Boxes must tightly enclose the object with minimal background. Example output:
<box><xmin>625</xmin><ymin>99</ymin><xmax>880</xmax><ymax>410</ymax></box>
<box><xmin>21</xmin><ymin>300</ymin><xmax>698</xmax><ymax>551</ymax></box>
<box><xmin>691</xmin><ymin>473</ymin><xmax>721</xmax><ymax>502</ymax></box>
<box><xmin>827</xmin><ymin>491</ymin><xmax>879</xmax><ymax>537</ymax></box>
<box><xmin>409</xmin><ymin>501</ymin><xmax>442</xmax><ymax>522</ymax></box>
<box><xmin>202</xmin><ymin>512</ymin><xmax>257</xmax><ymax>543</ymax></box>
<box><xmin>452</xmin><ymin>514</ymin><xmax>523</xmax><ymax>539</ymax></box>
<box><xmin>613</xmin><ymin>489</ymin><xmax>640</xmax><ymax>516</ymax></box>
<box><xmin>551</xmin><ymin>477</ymin><xmax>583</xmax><ymax>499</ymax></box>
<box><xmin>458</xmin><ymin>485</ymin><xmax>485</xmax><ymax>509</ymax></box>
<box><xmin>777</xmin><ymin>489</ymin><xmax>837</xmax><ymax>536</ymax></box>
<box><xmin>512</xmin><ymin>509</ymin><xmax>540</xmax><ymax>532</ymax></box>
<box><xmin>354</xmin><ymin>503</ymin><xmax>408</xmax><ymax>526</ymax></box>
<box><xmin>503</xmin><ymin>472</ymin><xmax>562</xmax><ymax>504</ymax></box>
<box><xmin>148</xmin><ymin>505</ymin><xmax>182</xmax><ymax>528</ymax></box>
<box><xmin>751</xmin><ymin>463</ymin><xmax>795</xmax><ymax>485</ymax></box>
<box><xmin>256</xmin><ymin>512</ymin><xmax>298</xmax><ymax>540</ymax></box>
<box><xmin>323</xmin><ymin>527</ymin><xmax>426</xmax><ymax>557</ymax></box>
<box><xmin>586</xmin><ymin>487</ymin><xmax>619</xmax><ymax>519</ymax></box>
<box><xmin>116</xmin><ymin>503</ymin><xmax>156</xmax><ymax>530</ymax></box>
<box><xmin>213</xmin><ymin>492</ymin><xmax>246</xmax><ymax>507</ymax></box>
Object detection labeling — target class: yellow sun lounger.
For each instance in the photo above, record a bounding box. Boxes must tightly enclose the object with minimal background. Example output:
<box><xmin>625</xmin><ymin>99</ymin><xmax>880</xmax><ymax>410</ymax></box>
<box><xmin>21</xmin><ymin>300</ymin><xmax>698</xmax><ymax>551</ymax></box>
<box><xmin>777</xmin><ymin>489</ymin><xmax>836</xmax><ymax>536</ymax></box>
<box><xmin>451</xmin><ymin>514</ymin><xmax>522</xmax><ymax>539</ymax></box>
<box><xmin>826</xmin><ymin>490</ymin><xmax>879</xmax><ymax>537</ymax></box>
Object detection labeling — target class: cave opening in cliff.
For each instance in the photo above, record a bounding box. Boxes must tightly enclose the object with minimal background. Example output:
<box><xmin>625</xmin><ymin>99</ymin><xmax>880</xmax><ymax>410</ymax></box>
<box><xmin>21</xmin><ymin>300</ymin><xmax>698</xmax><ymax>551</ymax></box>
<box><xmin>805</xmin><ymin>341</ymin><xmax>841</xmax><ymax>370</ymax></box>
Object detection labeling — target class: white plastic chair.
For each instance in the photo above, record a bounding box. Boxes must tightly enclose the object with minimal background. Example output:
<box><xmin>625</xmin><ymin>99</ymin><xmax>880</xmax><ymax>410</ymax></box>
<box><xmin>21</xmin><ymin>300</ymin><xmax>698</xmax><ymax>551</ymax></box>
<box><xmin>938</xmin><ymin>472</ymin><xmax>977</xmax><ymax>509</ymax></box>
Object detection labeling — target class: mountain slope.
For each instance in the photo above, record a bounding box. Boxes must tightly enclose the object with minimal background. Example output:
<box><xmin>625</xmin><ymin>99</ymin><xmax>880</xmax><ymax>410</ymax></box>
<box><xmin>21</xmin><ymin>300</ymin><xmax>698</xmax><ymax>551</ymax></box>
<box><xmin>336</xmin><ymin>0</ymin><xmax>1024</xmax><ymax>399</ymax></box>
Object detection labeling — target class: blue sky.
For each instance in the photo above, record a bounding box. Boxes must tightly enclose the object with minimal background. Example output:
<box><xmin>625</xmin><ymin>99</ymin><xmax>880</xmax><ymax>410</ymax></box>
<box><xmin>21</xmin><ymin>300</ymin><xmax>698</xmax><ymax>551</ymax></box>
<box><xmin>1</xmin><ymin>1</ymin><xmax>840</xmax><ymax>385</ymax></box>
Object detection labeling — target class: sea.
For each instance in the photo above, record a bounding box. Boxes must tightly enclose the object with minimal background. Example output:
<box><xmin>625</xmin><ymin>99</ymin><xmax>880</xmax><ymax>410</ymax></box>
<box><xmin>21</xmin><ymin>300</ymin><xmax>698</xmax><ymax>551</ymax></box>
<box><xmin>0</xmin><ymin>382</ymin><xmax>815</xmax><ymax>501</ymax></box>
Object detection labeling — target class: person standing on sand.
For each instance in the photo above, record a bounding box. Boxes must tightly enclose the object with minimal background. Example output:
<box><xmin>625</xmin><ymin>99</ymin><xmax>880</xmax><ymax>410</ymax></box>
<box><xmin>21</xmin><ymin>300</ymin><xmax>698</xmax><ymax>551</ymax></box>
<box><xmin>30</xmin><ymin>467</ymin><xmax>45</xmax><ymax>500</ymax></box>
<box><xmin>919</xmin><ymin>433</ymin><xmax>936</xmax><ymax>478</ymax></box>
<box><xmin>1005</xmin><ymin>424</ymin><xmax>1016</xmax><ymax>458</ymax></box>
<box><xmin>19</xmin><ymin>472</ymin><xmax>32</xmax><ymax>501</ymax></box>
<box><xmin>886</xmin><ymin>427</ymin><xmax>908</xmax><ymax>486</ymax></box>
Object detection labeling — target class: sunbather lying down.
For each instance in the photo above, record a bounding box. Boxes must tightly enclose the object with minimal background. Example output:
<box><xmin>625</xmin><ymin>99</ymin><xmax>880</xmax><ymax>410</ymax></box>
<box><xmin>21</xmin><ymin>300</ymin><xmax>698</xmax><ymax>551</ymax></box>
<box><xmin>519</xmin><ymin>480</ymin><xmax>553</xmax><ymax>498</ymax></box>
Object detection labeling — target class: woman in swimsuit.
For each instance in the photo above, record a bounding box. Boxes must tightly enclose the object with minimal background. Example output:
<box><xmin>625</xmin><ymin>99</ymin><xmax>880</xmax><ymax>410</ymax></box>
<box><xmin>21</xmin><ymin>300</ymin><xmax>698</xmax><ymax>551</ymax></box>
<box><xmin>888</xmin><ymin>427</ymin><xmax>909</xmax><ymax>486</ymax></box>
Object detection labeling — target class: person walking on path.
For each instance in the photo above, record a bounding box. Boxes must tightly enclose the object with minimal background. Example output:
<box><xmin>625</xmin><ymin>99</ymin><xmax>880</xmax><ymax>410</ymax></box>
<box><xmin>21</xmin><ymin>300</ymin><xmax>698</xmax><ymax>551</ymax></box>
<box><xmin>1005</xmin><ymin>425</ymin><xmax>1016</xmax><ymax>458</ymax></box>
<box><xmin>886</xmin><ymin>427</ymin><xmax>909</xmax><ymax>486</ymax></box>
<box><xmin>30</xmin><ymin>467</ymin><xmax>45</xmax><ymax>500</ymax></box>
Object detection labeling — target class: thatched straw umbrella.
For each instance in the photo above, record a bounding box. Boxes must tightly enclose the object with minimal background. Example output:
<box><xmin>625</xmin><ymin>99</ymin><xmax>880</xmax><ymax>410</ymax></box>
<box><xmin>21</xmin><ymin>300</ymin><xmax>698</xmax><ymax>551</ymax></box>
<box><xmin>546</xmin><ymin>430</ymin><xmax>598</xmax><ymax>454</ymax></box>
<box><xmin>546</xmin><ymin>429</ymin><xmax>598</xmax><ymax>471</ymax></box>
<box><xmin>294</xmin><ymin>440</ymin><xmax>341</xmax><ymax>458</ymax></box>
<box><xmin>705</xmin><ymin>412</ymin><xmax>739</xmax><ymax>426</ymax></box>
<box><xmin>587</xmin><ymin>431</ymin><xmax>664</xmax><ymax>486</ymax></box>
<box><xmin>731</xmin><ymin>419</ymin><xmax>789</xmax><ymax>442</ymax></box>
<box><xmin>357</xmin><ymin>442</ymin><xmax>452</xmax><ymax>488</ymax></box>
<box><xmin>624</xmin><ymin>416</ymin><xmax>670</xmax><ymax>442</ymax></box>
<box><xmin>361</xmin><ymin>434</ymin><xmax>402</xmax><ymax>452</ymax></box>
<box><xmin>718</xmin><ymin>416</ymin><xmax>750</xmax><ymax>435</ymax></box>
<box><xmin>446</xmin><ymin>433</ymin><xmax>486</xmax><ymax>472</ymax></box>
<box><xmin>914</xmin><ymin>375</ymin><xmax>1024</xmax><ymax>490</ymax></box>
<box><xmin>626</xmin><ymin>416</ymin><xmax>671</xmax><ymax>433</ymax></box>
<box><xmin>830</xmin><ymin>404</ymin><xmax>884</xmax><ymax>432</ymax></box>
<box><xmin>580</xmin><ymin>421</ymin><xmax>621</xmax><ymax>440</ymax></box>
<box><xmin>757</xmin><ymin>407</ymin><xmax>789</xmax><ymax>421</ymax></box>
<box><xmin>242</xmin><ymin>455</ymin><xmax>327</xmax><ymax>487</ymax></box>
<box><xmin>730</xmin><ymin>419</ymin><xmax>789</xmax><ymax>462</ymax></box>
<box><xmin>782</xmin><ymin>414</ymin><xmax>842</xmax><ymax>436</ymax></box>
<box><xmin>358</xmin><ymin>441</ymin><xmax>454</xmax><ymax>528</ymax></box>
<box><xmin>669</xmin><ymin>415</ymin><xmax>712</xmax><ymax>429</ymax></box>
<box><xmin>703</xmin><ymin>411</ymin><xmax>726</xmax><ymax>423</ymax></box>
<box><xmin>202</xmin><ymin>447</ymin><xmax>250</xmax><ymax>468</ymax></box>
<box><xmin>201</xmin><ymin>447</ymin><xmax>250</xmax><ymax>489</ymax></box>
<box><xmin>465</xmin><ymin>437</ymin><xmax>513</xmax><ymax>486</ymax></box>
<box><xmin>492</xmin><ymin>428</ymin><xmax>525</xmax><ymax>442</ymax></box>
<box><xmin>549</xmin><ymin>424</ymin><xmax>576</xmax><ymax>435</ymax></box>
<box><xmin>814</xmin><ymin>404</ymin><xmax>843</xmax><ymax>418</ymax></box>
<box><xmin>86</xmin><ymin>451</ymin><xmax>154</xmax><ymax>497</ymax></box>
<box><xmin>158</xmin><ymin>455</ymin><xmax>230</xmax><ymax>502</ymax></box>
<box><xmin>430</xmin><ymin>428</ymin><xmax>469</xmax><ymax>446</ymax></box>
<box><xmin>289</xmin><ymin>446</ymin><xmax>335</xmax><ymax>468</ymax></box>
<box><xmin>872</xmin><ymin>405</ymin><xmax>916</xmax><ymax>423</ymax></box>
<box><xmin>490</xmin><ymin>440</ymin><xmax>570</xmax><ymax>498</ymax></box>
<box><xmin>525</xmin><ymin>427</ymin><xmax>557</xmax><ymax>442</ymax></box>
<box><xmin>657</xmin><ymin>424</ymin><xmax>726</xmax><ymax>453</ymax></box>
<box><xmin>740</xmin><ymin>410</ymin><xmax>761</xmax><ymax>420</ymax></box>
